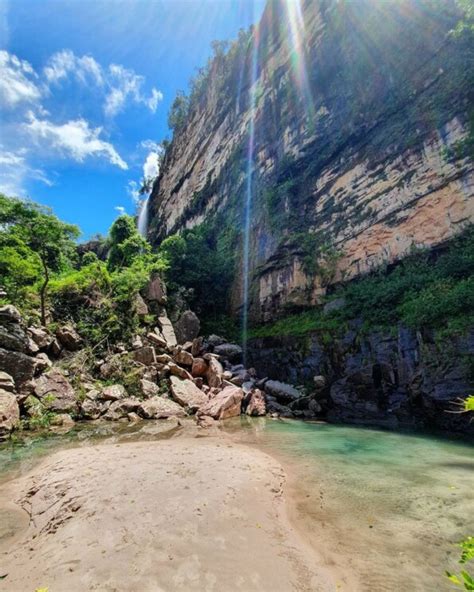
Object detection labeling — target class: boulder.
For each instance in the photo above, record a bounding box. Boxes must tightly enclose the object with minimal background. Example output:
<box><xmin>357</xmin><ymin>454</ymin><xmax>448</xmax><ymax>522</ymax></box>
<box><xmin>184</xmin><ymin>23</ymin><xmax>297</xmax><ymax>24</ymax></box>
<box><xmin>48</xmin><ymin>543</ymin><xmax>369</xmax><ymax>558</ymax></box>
<box><xmin>196</xmin><ymin>415</ymin><xmax>216</xmax><ymax>428</ymax></box>
<box><xmin>145</xmin><ymin>273</ymin><xmax>167</xmax><ymax>305</ymax></box>
<box><xmin>313</xmin><ymin>375</ymin><xmax>327</xmax><ymax>390</ymax></box>
<box><xmin>264</xmin><ymin>380</ymin><xmax>301</xmax><ymax>404</ymax></box>
<box><xmin>56</xmin><ymin>325</ymin><xmax>82</xmax><ymax>351</ymax></box>
<box><xmin>191</xmin><ymin>357</ymin><xmax>208</xmax><ymax>378</ymax></box>
<box><xmin>133</xmin><ymin>346</ymin><xmax>156</xmax><ymax>366</ymax></box>
<box><xmin>137</xmin><ymin>396</ymin><xmax>186</xmax><ymax>419</ymax></box>
<box><xmin>246</xmin><ymin>389</ymin><xmax>266</xmax><ymax>416</ymax></box>
<box><xmin>0</xmin><ymin>348</ymin><xmax>36</xmax><ymax>387</ymax></box>
<box><xmin>0</xmin><ymin>323</ymin><xmax>28</xmax><ymax>352</ymax></box>
<box><xmin>169</xmin><ymin>376</ymin><xmax>208</xmax><ymax>412</ymax></box>
<box><xmin>103</xmin><ymin>398</ymin><xmax>140</xmax><ymax>421</ymax></box>
<box><xmin>214</xmin><ymin>343</ymin><xmax>243</xmax><ymax>363</ymax></box>
<box><xmin>206</xmin><ymin>334</ymin><xmax>227</xmax><ymax>348</ymax></box>
<box><xmin>156</xmin><ymin>353</ymin><xmax>173</xmax><ymax>364</ymax></box>
<box><xmin>206</xmin><ymin>356</ymin><xmax>224</xmax><ymax>389</ymax></box>
<box><xmin>85</xmin><ymin>388</ymin><xmax>101</xmax><ymax>401</ymax></box>
<box><xmin>0</xmin><ymin>371</ymin><xmax>15</xmax><ymax>393</ymax></box>
<box><xmin>198</xmin><ymin>385</ymin><xmax>244</xmax><ymax>420</ymax></box>
<box><xmin>147</xmin><ymin>332</ymin><xmax>168</xmax><ymax>349</ymax></box>
<box><xmin>80</xmin><ymin>398</ymin><xmax>101</xmax><ymax>420</ymax></box>
<box><xmin>33</xmin><ymin>369</ymin><xmax>77</xmax><ymax>413</ymax></box>
<box><xmin>174</xmin><ymin>310</ymin><xmax>200</xmax><ymax>344</ymax></box>
<box><xmin>173</xmin><ymin>349</ymin><xmax>193</xmax><ymax>367</ymax></box>
<box><xmin>34</xmin><ymin>352</ymin><xmax>53</xmax><ymax>374</ymax></box>
<box><xmin>131</xmin><ymin>335</ymin><xmax>143</xmax><ymax>350</ymax></box>
<box><xmin>102</xmin><ymin>384</ymin><xmax>127</xmax><ymax>401</ymax></box>
<box><xmin>26</xmin><ymin>337</ymin><xmax>39</xmax><ymax>355</ymax></box>
<box><xmin>191</xmin><ymin>337</ymin><xmax>203</xmax><ymax>357</ymax></box>
<box><xmin>28</xmin><ymin>327</ymin><xmax>53</xmax><ymax>350</ymax></box>
<box><xmin>0</xmin><ymin>305</ymin><xmax>22</xmax><ymax>324</ymax></box>
<box><xmin>157</xmin><ymin>314</ymin><xmax>177</xmax><ymax>348</ymax></box>
<box><xmin>0</xmin><ymin>388</ymin><xmax>20</xmax><ymax>439</ymax></box>
<box><xmin>49</xmin><ymin>338</ymin><xmax>62</xmax><ymax>357</ymax></box>
<box><xmin>169</xmin><ymin>362</ymin><xmax>193</xmax><ymax>380</ymax></box>
<box><xmin>50</xmin><ymin>413</ymin><xmax>75</xmax><ymax>428</ymax></box>
<box><xmin>139</xmin><ymin>378</ymin><xmax>159</xmax><ymax>398</ymax></box>
<box><xmin>135</xmin><ymin>293</ymin><xmax>149</xmax><ymax>316</ymax></box>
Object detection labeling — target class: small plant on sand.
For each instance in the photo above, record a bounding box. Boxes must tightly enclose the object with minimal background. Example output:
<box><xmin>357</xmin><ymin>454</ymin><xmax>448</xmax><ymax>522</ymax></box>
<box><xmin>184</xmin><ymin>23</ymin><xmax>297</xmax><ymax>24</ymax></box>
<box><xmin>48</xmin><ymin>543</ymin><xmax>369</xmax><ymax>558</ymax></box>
<box><xmin>446</xmin><ymin>537</ymin><xmax>474</xmax><ymax>590</ymax></box>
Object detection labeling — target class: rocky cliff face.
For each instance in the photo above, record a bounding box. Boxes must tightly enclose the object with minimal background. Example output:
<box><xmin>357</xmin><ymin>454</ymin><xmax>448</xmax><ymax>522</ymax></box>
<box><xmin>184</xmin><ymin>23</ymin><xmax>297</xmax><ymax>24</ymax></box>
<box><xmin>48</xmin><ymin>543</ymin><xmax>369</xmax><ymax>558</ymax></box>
<box><xmin>149</xmin><ymin>0</ymin><xmax>473</xmax><ymax>322</ymax></box>
<box><xmin>248</xmin><ymin>326</ymin><xmax>474</xmax><ymax>435</ymax></box>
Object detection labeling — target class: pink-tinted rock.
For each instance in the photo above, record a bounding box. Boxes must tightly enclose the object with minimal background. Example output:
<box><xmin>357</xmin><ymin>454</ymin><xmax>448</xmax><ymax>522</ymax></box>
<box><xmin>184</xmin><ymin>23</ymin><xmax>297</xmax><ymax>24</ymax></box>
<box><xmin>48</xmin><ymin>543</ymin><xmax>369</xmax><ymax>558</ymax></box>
<box><xmin>0</xmin><ymin>388</ymin><xmax>20</xmax><ymax>439</ymax></box>
<box><xmin>33</xmin><ymin>369</ymin><xmax>77</xmax><ymax>413</ymax></box>
<box><xmin>137</xmin><ymin>396</ymin><xmax>186</xmax><ymax>419</ymax></box>
<box><xmin>206</xmin><ymin>356</ymin><xmax>224</xmax><ymax>389</ymax></box>
<box><xmin>133</xmin><ymin>346</ymin><xmax>156</xmax><ymax>366</ymax></box>
<box><xmin>169</xmin><ymin>363</ymin><xmax>193</xmax><ymax>380</ymax></box>
<box><xmin>173</xmin><ymin>349</ymin><xmax>194</xmax><ymax>367</ymax></box>
<box><xmin>246</xmin><ymin>388</ymin><xmax>266</xmax><ymax>416</ymax></box>
<box><xmin>170</xmin><ymin>376</ymin><xmax>208</xmax><ymax>412</ymax></box>
<box><xmin>197</xmin><ymin>385</ymin><xmax>244</xmax><ymax>420</ymax></box>
<box><xmin>191</xmin><ymin>357</ymin><xmax>208</xmax><ymax>377</ymax></box>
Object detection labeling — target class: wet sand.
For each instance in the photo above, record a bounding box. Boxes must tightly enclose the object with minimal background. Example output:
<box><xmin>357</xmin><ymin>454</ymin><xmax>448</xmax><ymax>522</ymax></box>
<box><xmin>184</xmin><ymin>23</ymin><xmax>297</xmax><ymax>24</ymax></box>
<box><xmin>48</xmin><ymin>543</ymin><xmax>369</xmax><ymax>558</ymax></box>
<box><xmin>0</xmin><ymin>435</ymin><xmax>337</xmax><ymax>592</ymax></box>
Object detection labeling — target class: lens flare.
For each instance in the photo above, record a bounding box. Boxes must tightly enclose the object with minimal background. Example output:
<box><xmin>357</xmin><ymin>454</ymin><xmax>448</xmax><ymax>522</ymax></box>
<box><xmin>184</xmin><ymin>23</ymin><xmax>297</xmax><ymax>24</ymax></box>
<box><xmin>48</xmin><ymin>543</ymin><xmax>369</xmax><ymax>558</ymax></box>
<box><xmin>242</xmin><ymin>22</ymin><xmax>260</xmax><ymax>365</ymax></box>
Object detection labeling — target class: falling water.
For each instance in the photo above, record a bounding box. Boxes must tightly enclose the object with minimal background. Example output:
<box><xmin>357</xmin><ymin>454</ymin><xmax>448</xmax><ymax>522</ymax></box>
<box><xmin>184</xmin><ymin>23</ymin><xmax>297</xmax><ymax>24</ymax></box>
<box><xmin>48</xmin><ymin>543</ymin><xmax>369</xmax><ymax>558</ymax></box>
<box><xmin>137</xmin><ymin>195</ymin><xmax>149</xmax><ymax>238</ymax></box>
<box><xmin>242</xmin><ymin>31</ymin><xmax>259</xmax><ymax>366</ymax></box>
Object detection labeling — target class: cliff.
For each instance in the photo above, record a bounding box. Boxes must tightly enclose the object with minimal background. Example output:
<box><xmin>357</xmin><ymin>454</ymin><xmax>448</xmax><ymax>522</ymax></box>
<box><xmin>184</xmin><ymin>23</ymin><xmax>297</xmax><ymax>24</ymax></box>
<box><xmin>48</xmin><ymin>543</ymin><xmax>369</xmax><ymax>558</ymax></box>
<box><xmin>148</xmin><ymin>0</ymin><xmax>474</xmax><ymax>323</ymax></box>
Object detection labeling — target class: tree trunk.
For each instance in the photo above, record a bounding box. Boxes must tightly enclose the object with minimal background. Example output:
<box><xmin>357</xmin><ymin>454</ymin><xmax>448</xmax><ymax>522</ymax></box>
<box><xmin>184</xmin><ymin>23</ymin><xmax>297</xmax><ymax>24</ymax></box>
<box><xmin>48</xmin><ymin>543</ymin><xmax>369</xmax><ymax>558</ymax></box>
<box><xmin>40</xmin><ymin>257</ymin><xmax>49</xmax><ymax>327</ymax></box>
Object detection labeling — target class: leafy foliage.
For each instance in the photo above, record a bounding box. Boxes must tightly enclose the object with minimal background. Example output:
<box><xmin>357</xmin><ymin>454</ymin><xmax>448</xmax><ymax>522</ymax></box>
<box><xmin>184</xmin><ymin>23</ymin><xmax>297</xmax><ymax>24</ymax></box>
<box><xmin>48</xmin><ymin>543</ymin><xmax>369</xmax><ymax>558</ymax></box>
<box><xmin>446</xmin><ymin>537</ymin><xmax>474</xmax><ymax>590</ymax></box>
<box><xmin>251</xmin><ymin>226</ymin><xmax>474</xmax><ymax>339</ymax></box>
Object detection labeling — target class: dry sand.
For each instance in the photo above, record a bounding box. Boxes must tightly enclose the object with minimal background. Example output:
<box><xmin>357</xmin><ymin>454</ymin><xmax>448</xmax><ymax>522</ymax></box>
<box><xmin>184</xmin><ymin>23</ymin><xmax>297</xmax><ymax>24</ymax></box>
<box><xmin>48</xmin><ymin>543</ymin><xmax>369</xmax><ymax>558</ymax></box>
<box><xmin>0</xmin><ymin>435</ymin><xmax>337</xmax><ymax>592</ymax></box>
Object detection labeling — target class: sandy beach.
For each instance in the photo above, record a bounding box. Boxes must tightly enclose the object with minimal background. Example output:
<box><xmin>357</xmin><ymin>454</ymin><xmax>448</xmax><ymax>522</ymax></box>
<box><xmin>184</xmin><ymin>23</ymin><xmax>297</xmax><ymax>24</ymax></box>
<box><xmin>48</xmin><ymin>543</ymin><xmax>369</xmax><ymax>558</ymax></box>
<box><xmin>0</xmin><ymin>433</ymin><xmax>336</xmax><ymax>592</ymax></box>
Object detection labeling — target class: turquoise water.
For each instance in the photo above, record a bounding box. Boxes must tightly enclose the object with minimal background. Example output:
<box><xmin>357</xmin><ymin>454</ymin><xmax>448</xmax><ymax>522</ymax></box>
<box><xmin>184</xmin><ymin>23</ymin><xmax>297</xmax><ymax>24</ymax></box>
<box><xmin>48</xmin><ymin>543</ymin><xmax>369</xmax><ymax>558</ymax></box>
<box><xmin>227</xmin><ymin>419</ymin><xmax>474</xmax><ymax>592</ymax></box>
<box><xmin>1</xmin><ymin>419</ymin><xmax>473</xmax><ymax>591</ymax></box>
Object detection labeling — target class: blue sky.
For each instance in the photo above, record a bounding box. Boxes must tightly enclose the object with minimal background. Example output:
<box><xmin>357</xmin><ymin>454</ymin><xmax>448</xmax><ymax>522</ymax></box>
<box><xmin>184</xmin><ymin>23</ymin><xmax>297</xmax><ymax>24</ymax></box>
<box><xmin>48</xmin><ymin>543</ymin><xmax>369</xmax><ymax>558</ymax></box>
<box><xmin>0</xmin><ymin>0</ymin><xmax>265</xmax><ymax>239</ymax></box>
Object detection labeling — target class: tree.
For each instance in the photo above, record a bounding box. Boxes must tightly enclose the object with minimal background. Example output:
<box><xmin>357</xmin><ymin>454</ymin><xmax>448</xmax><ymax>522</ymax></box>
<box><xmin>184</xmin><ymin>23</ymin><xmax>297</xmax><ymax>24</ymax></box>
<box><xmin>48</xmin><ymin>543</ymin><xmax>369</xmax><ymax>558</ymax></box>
<box><xmin>107</xmin><ymin>214</ymin><xmax>149</xmax><ymax>271</ymax></box>
<box><xmin>0</xmin><ymin>194</ymin><xmax>79</xmax><ymax>324</ymax></box>
<box><xmin>167</xmin><ymin>91</ymin><xmax>190</xmax><ymax>132</ymax></box>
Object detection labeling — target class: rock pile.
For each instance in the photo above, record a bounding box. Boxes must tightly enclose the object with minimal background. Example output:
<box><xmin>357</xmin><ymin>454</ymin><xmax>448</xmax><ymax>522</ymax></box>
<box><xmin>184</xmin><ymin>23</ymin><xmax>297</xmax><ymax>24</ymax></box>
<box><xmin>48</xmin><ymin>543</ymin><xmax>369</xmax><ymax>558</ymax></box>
<box><xmin>0</xmin><ymin>284</ymin><xmax>322</xmax><ymax>439</ymax></box>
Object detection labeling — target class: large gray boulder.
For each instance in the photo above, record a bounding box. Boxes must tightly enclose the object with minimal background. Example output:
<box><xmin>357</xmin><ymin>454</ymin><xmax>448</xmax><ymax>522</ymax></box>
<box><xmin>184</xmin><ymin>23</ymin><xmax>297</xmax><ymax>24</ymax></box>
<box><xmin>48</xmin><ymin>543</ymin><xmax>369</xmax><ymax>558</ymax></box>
<box><xmin>198</xmin><ymin>385</ymin><xmax>244</xmax><ymax>420</ymax></box>
<box><xmin>102</xmin><ymin>384</ymin><xmax>127</xmax><ymax>401</ymax></box>
<box><xmin>169</xmin><ymin>376</ymin><xmax>207</xmax><ymax>412</ymax></box>
<box><xmin>0</xmin><ymin>323</ymin><xmax>28</xmax><ymax>353</ymax></box>
<box><xmin>0</xmin><ymin>348</ymin><xmax>36</xmax><ymax>387</ymax></box>
<box><xmin>33</xmin><ymin>369</ymin><xmax>77</xmax><ymax>413</ymax></box>
<box><xmin>0</xmin><ymin>388</ymin><xmax>20</xmax><ymax>439</ymax></box>
<box><xmin>137</xmin><ymin>396</ymin><xmax>185</xmax><ymax>419</ymax></box>
<box><xmin>214</xmin><ymin>343</ymin><xmax>243</xmax><ymax>363</ymax></box>
<box><xmin>264</xmin><ymin>380</ymin><xmax>301</xmax><ymax>404</ymax></box>
<box><xmin>174</xmin><ymin>310</ymin><xmax>200</xmax><ymax>344</ymax></box>
<box><xmin>0</xmin><ymin>305</ymin><xmax>21</xmax><ymax>324</ymax></box>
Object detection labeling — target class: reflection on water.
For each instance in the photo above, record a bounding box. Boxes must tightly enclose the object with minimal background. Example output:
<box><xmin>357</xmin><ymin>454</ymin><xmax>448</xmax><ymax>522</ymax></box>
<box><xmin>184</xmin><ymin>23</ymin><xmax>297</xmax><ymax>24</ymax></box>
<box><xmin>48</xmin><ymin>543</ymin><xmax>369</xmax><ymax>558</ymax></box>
<box><xmin>1</xmin><ymin>418</ymin><xmax>473</xmax><ymax>591</ymax></box>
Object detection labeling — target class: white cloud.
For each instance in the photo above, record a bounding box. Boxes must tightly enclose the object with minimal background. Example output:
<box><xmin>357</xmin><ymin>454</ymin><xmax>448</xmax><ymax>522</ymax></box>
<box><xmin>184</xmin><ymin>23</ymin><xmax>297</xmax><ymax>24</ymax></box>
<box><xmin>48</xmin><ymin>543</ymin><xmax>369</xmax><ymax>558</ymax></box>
<box><xmin>0</xmin><ymin>148</ymin><xmax>52</xmax><ymax>196</ymax></box>
<box><xmin>43</xmin><ymin>50</ymin><xmax>103</xmax><ymax>87</ymax></box>
<box><xmin>143</xmin><ymin>151</ymin><xmax>160</xmax><ymax>179</ymax></box>
<box><xmin>0</xmin><ymin>50</ymin><xmax>41</xmax><ymax>108</ymax></box>
<box><xmin>140</xmin><ymin>139</ymin><xmax>161</xmax><ymax>151</ymax></box>
<box><xmin>105</xmin><ymin>63</ymin><xmax>162</xmax><ymax>117</ymax></box>
<box><xmin>114</xmin><ymin>205</ymin><xmax>126</xmax><ymax>215</ymax></box>
<box><xmin>127</xmin><ymin>180</ymin><xmax>140</xmax><ymax>204</ymax></box>
<box><xmin>146</xmin><ymin>88</ymin><xmax>164</xmax><ymax>113</ymax></box>
<box><xmin>24</xmin><ymin>112</ymin><xmax>128</xmax><ymax>170</ymax></box>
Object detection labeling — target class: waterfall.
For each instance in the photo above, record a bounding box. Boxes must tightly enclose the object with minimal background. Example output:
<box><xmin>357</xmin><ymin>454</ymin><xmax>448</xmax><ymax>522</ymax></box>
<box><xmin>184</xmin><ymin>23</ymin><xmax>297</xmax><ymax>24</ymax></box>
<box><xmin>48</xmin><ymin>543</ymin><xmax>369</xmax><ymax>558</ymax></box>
<box><xmin>137</xmin><ymin>195</ymin><xmax>149</xmax><ymax>238</ymax></box>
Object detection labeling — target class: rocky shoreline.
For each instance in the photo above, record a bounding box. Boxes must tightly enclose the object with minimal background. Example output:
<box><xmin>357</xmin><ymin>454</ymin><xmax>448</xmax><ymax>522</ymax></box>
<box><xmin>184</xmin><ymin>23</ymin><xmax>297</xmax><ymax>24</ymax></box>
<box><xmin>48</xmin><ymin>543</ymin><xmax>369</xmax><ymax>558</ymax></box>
<box><xmin>0</xmin><ymin>275</ymin><xmax>324</xmax><ymax>441</ymax></box>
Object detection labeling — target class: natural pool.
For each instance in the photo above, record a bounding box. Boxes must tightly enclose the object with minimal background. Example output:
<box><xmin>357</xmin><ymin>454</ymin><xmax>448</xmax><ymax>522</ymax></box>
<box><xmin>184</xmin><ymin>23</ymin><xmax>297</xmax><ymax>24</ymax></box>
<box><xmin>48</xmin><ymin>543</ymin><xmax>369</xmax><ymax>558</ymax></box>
<box><xmin>1</xmin><ymin>419</ymin><xmax>473</xmax><ymax>591</ymax></box>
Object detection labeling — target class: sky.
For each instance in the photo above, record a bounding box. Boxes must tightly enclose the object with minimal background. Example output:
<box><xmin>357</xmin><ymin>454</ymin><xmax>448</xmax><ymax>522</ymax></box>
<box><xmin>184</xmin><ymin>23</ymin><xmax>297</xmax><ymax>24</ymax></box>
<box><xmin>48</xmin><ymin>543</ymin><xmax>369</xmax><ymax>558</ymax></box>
<box><xmin>0</xmin><ymin>0</ymin><xmax>266</xmax><ymax>239</ymax></box>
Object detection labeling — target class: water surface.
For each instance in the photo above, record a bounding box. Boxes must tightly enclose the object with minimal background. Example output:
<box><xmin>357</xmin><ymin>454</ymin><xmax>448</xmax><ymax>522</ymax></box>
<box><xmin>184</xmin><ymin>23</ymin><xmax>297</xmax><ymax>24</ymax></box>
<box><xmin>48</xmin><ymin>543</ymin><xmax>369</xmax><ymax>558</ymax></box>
<box><xmin>1</xmin><ymin>419</ymin><xmax>473</xmax><ymax>591</ymax></box>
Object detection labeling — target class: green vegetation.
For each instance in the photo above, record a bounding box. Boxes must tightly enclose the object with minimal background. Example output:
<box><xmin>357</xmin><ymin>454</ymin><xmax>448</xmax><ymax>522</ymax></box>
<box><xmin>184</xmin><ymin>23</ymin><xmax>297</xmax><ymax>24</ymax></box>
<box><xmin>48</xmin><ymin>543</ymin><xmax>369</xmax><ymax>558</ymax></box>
<box><xmin>0</xmin><ymin>195</ymin><xmax>79</xmax><ymax>325</ymax></box>
<box><xmin>250</xmin><ymin>227</ymin><xmax>474</xmax><ymax>339</ymax></box>
<box><xmin>447</xmin><ymin>536</ymin><xmax>474</xmax><ymax>590</ymax></box>
<box><xmin>160</xmin><ymin>220</ymin><xmax>239</xmax><ymax>336</ymax></box>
